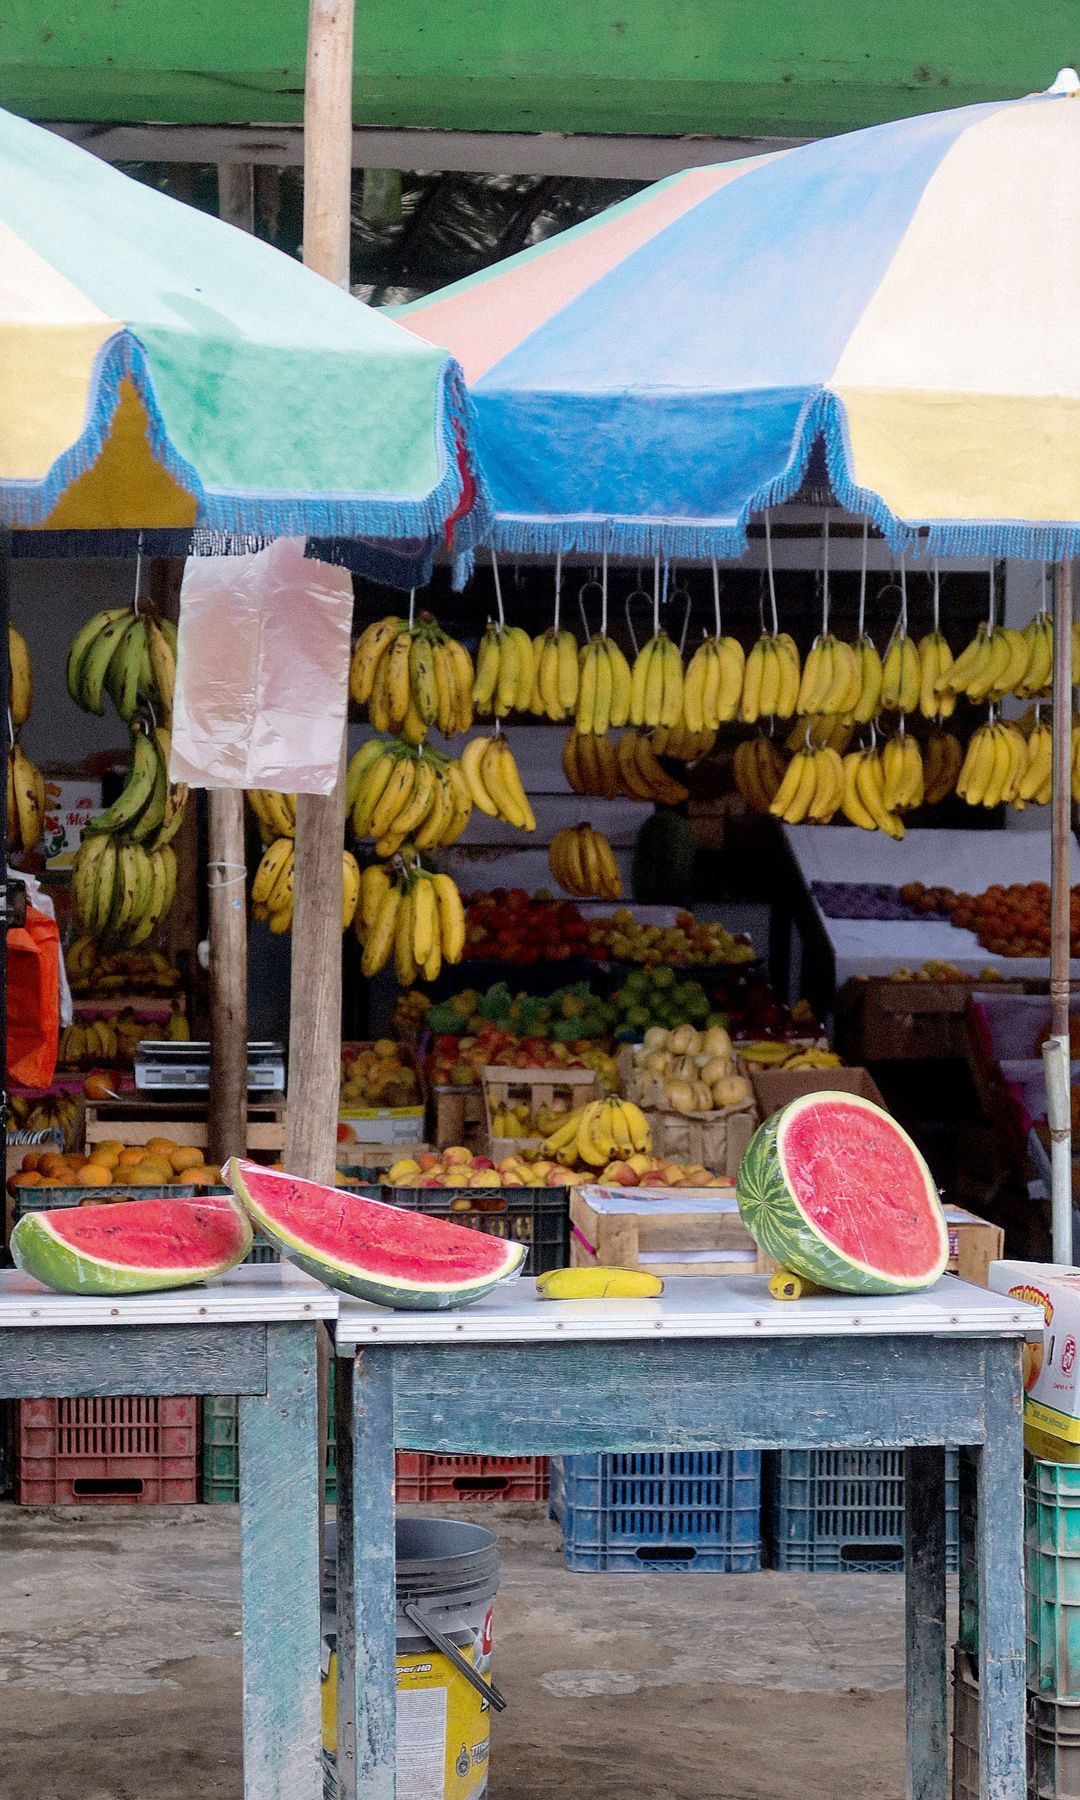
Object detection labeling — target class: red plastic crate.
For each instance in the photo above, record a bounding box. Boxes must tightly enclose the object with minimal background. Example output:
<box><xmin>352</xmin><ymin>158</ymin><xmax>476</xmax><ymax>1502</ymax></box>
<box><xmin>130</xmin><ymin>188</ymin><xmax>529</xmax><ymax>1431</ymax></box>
<box><xmin>17</xmin><ymin>1396</ymin><xmax>198</xmax><ymax>1505</ymax></box>
<box><xmin>395</xmin><ymin>1453</ymin><xmax>549</xmax><ymax>1503</ymax></box>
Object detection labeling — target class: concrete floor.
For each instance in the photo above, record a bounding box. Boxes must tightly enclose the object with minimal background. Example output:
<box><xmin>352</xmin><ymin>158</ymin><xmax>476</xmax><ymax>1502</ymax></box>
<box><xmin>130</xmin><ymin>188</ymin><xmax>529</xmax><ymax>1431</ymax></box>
<box><xmin>0</xmin><ymin>1501</ymin><xmax>925</xmax><ymax>1800</ymax></box>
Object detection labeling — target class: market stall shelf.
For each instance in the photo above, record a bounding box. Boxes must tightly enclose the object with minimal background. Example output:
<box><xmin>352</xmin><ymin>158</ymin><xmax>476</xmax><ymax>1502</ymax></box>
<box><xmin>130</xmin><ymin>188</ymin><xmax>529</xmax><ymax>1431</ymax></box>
<box><xmin>333</xmin><ymin>1273</ymin><xmax>1040</xmax><ymax>1800</ymax></box>
<box><xmin>0</xmin><ymin>1263</ymin><xmax>335</xmax><ymax>1800</ymax></box>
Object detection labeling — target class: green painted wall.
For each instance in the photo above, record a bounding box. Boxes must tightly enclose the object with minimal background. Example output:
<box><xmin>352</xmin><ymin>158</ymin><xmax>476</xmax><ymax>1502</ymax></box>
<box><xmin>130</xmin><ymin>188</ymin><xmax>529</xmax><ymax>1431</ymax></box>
<box><xmin>0</xmin><ymin>1</ymin><xmax>1073</xmax><ymax>137</ymax></box>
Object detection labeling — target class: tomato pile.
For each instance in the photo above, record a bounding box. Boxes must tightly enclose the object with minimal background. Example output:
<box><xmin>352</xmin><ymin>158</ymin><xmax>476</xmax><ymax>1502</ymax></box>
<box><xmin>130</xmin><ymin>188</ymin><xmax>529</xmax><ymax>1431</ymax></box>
<box><xmin>900</xmin><ymin>880</ymin><xmax>1074</xmax><ymax>958</ymax></box>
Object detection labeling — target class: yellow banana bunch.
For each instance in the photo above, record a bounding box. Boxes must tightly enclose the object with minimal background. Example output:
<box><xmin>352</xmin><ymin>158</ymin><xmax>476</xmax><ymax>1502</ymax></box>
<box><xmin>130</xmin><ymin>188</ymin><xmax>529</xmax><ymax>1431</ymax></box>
<box><xmin>1017</xmin><ymin>718</ymin><xmax>1052</xmax><ymax>807</ymax></box>
<box><xmin>71</xmin><ymin>835</ymin><xmax>178</xmax><ymax>944</ymax></box>
<box><xmin>849</xmin><ymin>635</ymin><xmax>884</xmax><ymax>724</ymax></box>
<box><xmin>916</xmin><ymin>630</ymin><xmax>955</xmax><ymax>718</ymax></box>
<box><xmin>549</xmin><ymin>823</ymin><xmax>622</xmax><ymax>899</ymax></box>
<box><xmin>768</xmin><ymin>745</ymin><xmax>845</xmax><ymax>825</ymax></box>
<box><xmin>1015</xmin><ymin>613</ymin><xmax>1054</xmax><ymax>700</ymax></box>
<box><xmin>251</xmin><ymin>835</ymin><xmax>295</xmax><ymax>932</ymax></box>
<box><xmin>247</xmin><ymin>789</ymin><xmax>296</xmax><ymax>844</ymax></box>
<box><xmin>940</xmin><ymin>624</ymin><xmax>1030</xmax><ymax>705</ymax></box>
<box><xmin>879</xmin><ymin>733</ymin><xmax>924</xmax><ymax>812</ymax></box>
<box><xmin>341</xmin><ymin>850</ymin><xmax>361</xmax><ymax>931</ymax></box>
<box><xmin>540</xmin><ymin>1094</ymin><xmax>651</xmax><ymax>1166</ymax></box>
<box><xmin>650</xmin><ymin>721</ymin><xmax>716</xmax><ymax>761</ymax></box>
<box><xmin>7</xmin><ymin>743</ymin><xmax>46</xmax><ymax>853</ymax></box>
<box><xmin>795</xmin><ymin>634</ymin><xmax>861</xmax><ymax>718</ymax></box>
<box><xmin>683</xmin><ymin>634</ymin><xmax>746</xmax><ymax>729</ymax></box>
<box><xmin>784</xmin><ymin>715</ymin><xmax>852</xmax><ymax>755</ymax></box>
<box><xmin>923</xmin><ymin>730</ymin><xmax>964</xmax><ymax>804</ymax></box>
<box><xmin>562</xmin><ymin>729</ymin><xmax>688</xmax><ymax>805</ymax></box>
<box><xmin>528</xmin><ymin>627</ymin><xmax>581</xmax><ymax>721</ymax></box>
<box><xmin>9</xmin><ymin>625</ymin><xmax>32</xmax><ymax>727</ymax></box>
<box><xmin>742</xmin><ymin>632</ymin><xmax>802</xmax><ymax>722</ymax></box>
<box><xmin>956</xmin><ymin>720</ymin><xmax>1028</xmax><ymax>808</ymax></box>
<box><xmin>349</xmin><ymin>738</ymin><xmax>473</xmax><ymax>854</ymax></box>
<box><xmin>353</xmin><ymin>852</ymin><xmax>465</xmax><ymax>984</ymax></box>
<box><xmin>628</xmin><ymin>631</ymin><xmax>686</xmax><ymax>729</ymax></box>
<box><xmin>733</xmin><ymin>737</ymin><xmax>786</xmax><ymax>812</ymax></box>
<box><xmin>576</xmin><ymin>635</ymin><xmax>633</xmax><ymax>735</ymax></box>
<box><xmin>351</xmin><ymin>613</ymin><xmax>474</xmax><ymax>742</ymax></box>
<box><xmin>840</xmin><ymin>748</ymin><xmax>904</xmax><ymax>837</ymax></box>
<box><xmin>471</xmin><ymin>621</ymin><xmax>537</xmax><ymax>719</ymax></box>
<box><xmin>880</xmin><ymin>629</ymin><xmax>922</xmax><ymax>712</ymax></box>
<box><xmin>459</xmin><ymin>734</ymin><xmax>535</xmax><ymax>830</ymax></box>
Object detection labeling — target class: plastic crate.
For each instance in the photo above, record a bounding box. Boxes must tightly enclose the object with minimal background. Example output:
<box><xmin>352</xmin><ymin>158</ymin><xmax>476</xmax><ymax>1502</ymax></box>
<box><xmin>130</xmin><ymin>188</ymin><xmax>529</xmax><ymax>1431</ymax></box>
<box><xmin>395</xmin><ymin>1453</ymin><xmax>549</xmax><ymax>1503</ymax></box>
<box><xmin>1026</xmin><ymin>1460</ymin><xmax>1080</xmax><ymax>1700</ymax></box>
<box><xmin>550</xmin><ymin>1451</ymin><xmax>762</xmax><ymax>1573</ymax></box>
<box><xmin>17</xmin><ymin>1396</ymin><xmax>197</xmax><ymax>1504</ymax></box>
<box><xmin>958</xmin><ymin>1445</ymin><xmax>979</xmax><ymax>1655</ymax></box>
<box><xmin>0</xmin><ymin>1400</ymin><xmax>12</xmax><ymax>1497</ymax></box>
<box><xmin>1029</xmin><ymin>1694</ymin><xmax>1080</xmax><ymax>1797</ymax></box>
<box><xmin>381</xmin><ymin>1184</ymin><xmax>569</xmax><ymax>1276</ymax></box>
<box><xmin>202</xmin><ymin>1389</ymin><xmax>337</xmax><ymax>1504</ymax></box>
<box><xmin>13</xmin><ymin>1183</ymin><xmax>198</xmax><ymax>1222</ymax></box>
<box><xmin>951</xmin><ymin>1643</ymin><xmax>980</xmax><ymax>1800</ymax></box>
<box><xmin>767</xmin><ymin>1448</ymin><xmax>959</xmax><ymax>1573</ymax></box>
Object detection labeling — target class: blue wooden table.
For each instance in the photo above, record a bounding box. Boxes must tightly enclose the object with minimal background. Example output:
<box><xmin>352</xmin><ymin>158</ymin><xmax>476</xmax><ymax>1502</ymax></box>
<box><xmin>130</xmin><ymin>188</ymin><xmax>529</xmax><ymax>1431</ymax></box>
<box><xmin>0</xmin><ymin>1263</ymin><xmax>336</xmax><ymax>1800</ymax></box>
<box><xmin>332</xmin><ymin>1273</ymin><xmax>1041</xmax><ymax>1800</ymax></box>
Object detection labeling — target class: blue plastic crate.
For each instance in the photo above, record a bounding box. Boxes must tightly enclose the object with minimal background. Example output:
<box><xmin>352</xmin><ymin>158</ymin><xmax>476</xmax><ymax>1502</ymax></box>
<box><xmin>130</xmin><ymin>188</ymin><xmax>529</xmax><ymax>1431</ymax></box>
<box><xmin>768</xmin><ymin>1448</ymin><xmax>959</xmax><ymax>1574</ymax></box>
<box><xmin>202</xmin><ymin>1387</ymin><xmax>336</xmax><ymax>1504</ymax></box>
<box><xmin>550</xmin><ymin>1451</ymin><xmax>762</xmax><ymax>1573</ymax></box>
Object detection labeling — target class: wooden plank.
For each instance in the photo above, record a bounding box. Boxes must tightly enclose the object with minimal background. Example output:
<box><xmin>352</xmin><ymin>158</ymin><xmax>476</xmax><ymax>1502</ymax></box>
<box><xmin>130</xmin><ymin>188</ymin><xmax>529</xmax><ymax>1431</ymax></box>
<box><xmin>240</xmin><ymin>1322</ymin><xmax>322</xmax><ymax>1800</ymax></box>
<box><xmin>335</xmin><ymin>1347</ymin><xmax>397</xmax><ymax>1800</ymax></box>
<box><xmin>0</xmin><ymin>1322</ymin><xmax>267</xmax><ymax>1398</ymax></box>
<box><xmin>903</xmin><ymin>1446</ymin><xmax>947</xmax><ymax>1800</ymax></box>
<box><xmin>386</xmin><ymin>1336</ymin><xmax>989</xmax><ymax>1455</ymax></box>
<box><xmin>976</xmin><ymin>1339</ymin><xmax>1027</xmax><ymax>1800</ymax></box>
<box><xmin>208</xmin><ymin>790</ymin><xmax>250</xmax><ymax>1165</ymax></box>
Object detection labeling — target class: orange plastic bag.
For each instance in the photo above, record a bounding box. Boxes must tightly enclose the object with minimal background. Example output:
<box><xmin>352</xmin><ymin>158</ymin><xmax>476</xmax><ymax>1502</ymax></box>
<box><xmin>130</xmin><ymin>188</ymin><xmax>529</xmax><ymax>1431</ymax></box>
<box><xmin>7</xmin><ymin>904</ymin><xmax>60</xmax><ymax>1089</ymax></box>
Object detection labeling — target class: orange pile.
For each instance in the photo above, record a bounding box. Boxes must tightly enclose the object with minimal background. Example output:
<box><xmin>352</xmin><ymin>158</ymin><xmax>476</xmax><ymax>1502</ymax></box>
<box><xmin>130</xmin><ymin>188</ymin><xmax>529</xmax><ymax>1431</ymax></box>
<box><xmin>8</xmin><ymin>1138</ymin><xmax>222</xmax><ymax>1197</ymax></box>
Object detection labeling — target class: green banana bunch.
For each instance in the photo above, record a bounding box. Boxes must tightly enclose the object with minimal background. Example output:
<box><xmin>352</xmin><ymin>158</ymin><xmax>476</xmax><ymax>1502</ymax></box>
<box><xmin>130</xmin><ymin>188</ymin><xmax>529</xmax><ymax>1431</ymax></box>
<box><xmin>71</xmin><ymin>833</ymin><xmax>179</xmax><ymax>946</ymax></box>
<box><xmin>67</xmin><ymin>607</ymin><xmax>178</xmax><ymax>722</ymax></box>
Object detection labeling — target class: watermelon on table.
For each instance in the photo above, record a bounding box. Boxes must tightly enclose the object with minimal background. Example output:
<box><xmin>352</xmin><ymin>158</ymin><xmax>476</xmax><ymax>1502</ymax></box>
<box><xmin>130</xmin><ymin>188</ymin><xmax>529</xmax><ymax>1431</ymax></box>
<box><xmin>226</xmin><ymin>1158</ymin><xmax>526</xmax><ymax>1310</ymax></box>
<box><xmin>10</xmin><ymin>1196</ymin><xmax>252</xmax><ymax>1297</ymax></box>
<box><xmin>736</xmin><ymin>1091</ymin><xmax>948</xmax><ymax>1296</ymax></box>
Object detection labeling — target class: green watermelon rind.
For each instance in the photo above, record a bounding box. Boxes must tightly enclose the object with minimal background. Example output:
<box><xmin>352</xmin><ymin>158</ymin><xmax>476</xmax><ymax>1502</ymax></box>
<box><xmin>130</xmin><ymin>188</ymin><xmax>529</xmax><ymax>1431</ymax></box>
<box><xmin>10</xmin><ymin>1198</ymin><xmax>253</xmax><ymax>1297</ymax></box>
<box><xmin>736</xmin><ymin>1090</ymin><xmax>949</xmax><ymax>1297</ymax></box>
<box><xmin>227</xmin><ymin>1158</ymin><xmax>526</xmax><ymax>1311</ymax></box>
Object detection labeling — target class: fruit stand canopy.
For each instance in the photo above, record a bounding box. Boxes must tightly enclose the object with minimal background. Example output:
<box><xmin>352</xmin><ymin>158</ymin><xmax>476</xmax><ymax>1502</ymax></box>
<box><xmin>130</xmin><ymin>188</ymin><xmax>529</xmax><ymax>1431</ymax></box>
<box><xmin>405</xmin><ymin>83</ymin><xmax>1080</xmax><ymax>566</ymax></box>
<box><xmin>0</xmin><ymin>105</ymin><xmax>483</xmax><ymax>563</ymax></box>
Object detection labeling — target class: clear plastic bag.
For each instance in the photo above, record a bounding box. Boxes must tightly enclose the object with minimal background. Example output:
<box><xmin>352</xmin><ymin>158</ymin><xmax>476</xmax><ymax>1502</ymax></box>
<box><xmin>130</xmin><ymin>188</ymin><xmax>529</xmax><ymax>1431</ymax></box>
<box><xmin>171</xmin><ymin>537</ymin><xmax>354</xmax><ymax>794</ymax></box>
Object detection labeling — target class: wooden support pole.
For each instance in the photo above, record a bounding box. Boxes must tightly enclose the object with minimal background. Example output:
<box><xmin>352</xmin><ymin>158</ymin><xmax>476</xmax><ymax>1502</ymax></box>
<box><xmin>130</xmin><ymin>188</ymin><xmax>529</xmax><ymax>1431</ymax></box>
<box><xmin>1047</xmin><ymin>558</ymin><xmax>1075</xmax><ymax>1263</ymax></box>
<box><xmin>285</xmin><ymin>0</ymin><xmax>355</xmax><ymax>1186</ymax></box>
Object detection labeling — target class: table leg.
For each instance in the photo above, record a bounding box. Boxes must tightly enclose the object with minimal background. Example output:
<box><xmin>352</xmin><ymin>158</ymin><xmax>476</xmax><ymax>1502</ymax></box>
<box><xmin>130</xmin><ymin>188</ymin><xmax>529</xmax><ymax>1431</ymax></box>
<box><xmin>903</xmin><ymin>1445</ymin><xmax>947</xmax><ymax>1800</ymax></box>
<box><xmin>239</xmin><ymin>1321</ymin><xmax>322</xmax><ymax>1800</ymax></box>
<box><xmin>977</xmin><ymin>1341</ymin><xmax>1026</xmax><ymax>1800</ymax></box>
<box><xmin>336</xmin><ymin>1346</ymin><xmax>397</xmax><ymax>1800</ymax></box>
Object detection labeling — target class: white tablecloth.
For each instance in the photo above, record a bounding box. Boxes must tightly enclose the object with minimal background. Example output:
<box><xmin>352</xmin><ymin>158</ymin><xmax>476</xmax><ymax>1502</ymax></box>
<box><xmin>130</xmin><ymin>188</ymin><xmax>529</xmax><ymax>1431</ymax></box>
<box><xmin>784</xmin><ymin>826</ymin><xmax>1080</xmax><ymax>985</ymax></box>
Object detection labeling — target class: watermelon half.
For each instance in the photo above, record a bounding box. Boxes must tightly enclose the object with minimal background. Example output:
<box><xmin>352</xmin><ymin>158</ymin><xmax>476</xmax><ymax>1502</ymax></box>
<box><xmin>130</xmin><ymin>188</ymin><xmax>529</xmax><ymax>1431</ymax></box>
<box><xmin>10</xmin><ymin>1196</ymin><xmax>252</xmax><ymax>1297</ymax></box>
<box><xmin>736</xmin><ymin>1091</ymin><xmax>948</xmax><ymax>1296</ymax></box>
<box><xmin>226</xmin><ymin>1158</ymin><xmax>526</xmax><ymax>1310</ymax></box>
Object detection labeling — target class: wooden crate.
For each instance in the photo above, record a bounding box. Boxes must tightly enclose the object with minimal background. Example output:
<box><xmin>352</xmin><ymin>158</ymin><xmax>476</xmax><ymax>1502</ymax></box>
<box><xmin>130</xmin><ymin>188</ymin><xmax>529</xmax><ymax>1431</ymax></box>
<box><xmin>336</xmin><ymin>1142</ymin><xmax>431</xmax><ymax>1172</ymax></box>
<box><xmin>570</xmin><ymin>1184</ymin><xmax>764</xmax><ymax>1276</ymax></box>
<box><xmin>82</xmin><ymin>1093</ymin><xmax>285</xmax><ymax>1153</ymax></box>
<box><xmin>432</xmin><ymin>1085</ymin><xmax>486</xmax><ymax>1150</ymax></box>
<box><xmin>482</xmin><ymin>1065</ymin><xmax>599</xmax><ymax>1161</ymax></box>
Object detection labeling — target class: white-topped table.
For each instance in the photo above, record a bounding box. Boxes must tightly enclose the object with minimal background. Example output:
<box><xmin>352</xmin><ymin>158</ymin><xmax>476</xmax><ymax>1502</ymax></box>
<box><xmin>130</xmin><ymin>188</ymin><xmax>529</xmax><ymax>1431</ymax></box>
<box><xmin>780</xmin><ymin>824</ymin><xmax>1080</xmax><ymax>990</ymax></box>
<box><xmin>332</xmin><ymin>1272</ymin><xmax>1041</xmax><ymax>1800</ymax></box>
<box><xmin>0</xmin><ymin>1264</ymin><xmax>337</xmax><ymax>1800</ymax></box>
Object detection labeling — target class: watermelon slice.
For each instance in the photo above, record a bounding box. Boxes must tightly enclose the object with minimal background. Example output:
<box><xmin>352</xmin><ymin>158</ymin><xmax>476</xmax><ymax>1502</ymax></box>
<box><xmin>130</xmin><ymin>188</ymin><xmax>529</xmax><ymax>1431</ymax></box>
<box><xmin>10</xmin><ymin>1196</ymin><xmax>252</xmax><ymax>1297</ymax></box>
<box><xmin>226</xmin><ymin>1157</ymin><xmax>525</xmax><ymax>1309</ymax></box>
<box><xmin>736</xmin><ymin>1091</ymin><xmax>948</xmax><ymax>1296</ymax></box>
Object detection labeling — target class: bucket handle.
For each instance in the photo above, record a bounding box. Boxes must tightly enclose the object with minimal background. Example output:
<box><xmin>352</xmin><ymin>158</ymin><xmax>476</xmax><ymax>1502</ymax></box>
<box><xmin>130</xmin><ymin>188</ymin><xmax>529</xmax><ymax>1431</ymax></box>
<box><xmin>401</xmin><ymin>1600</ymin><xmax>507</xmax><ymax>1713</ymax></box>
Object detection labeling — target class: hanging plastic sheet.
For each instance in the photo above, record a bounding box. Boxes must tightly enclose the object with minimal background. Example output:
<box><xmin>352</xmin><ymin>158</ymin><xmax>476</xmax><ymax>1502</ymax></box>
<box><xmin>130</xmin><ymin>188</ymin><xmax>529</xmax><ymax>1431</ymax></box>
<box><xmin>171</xmin><ymin>537</ymin><xmax>354</xmax><ymax>793</ymax></box>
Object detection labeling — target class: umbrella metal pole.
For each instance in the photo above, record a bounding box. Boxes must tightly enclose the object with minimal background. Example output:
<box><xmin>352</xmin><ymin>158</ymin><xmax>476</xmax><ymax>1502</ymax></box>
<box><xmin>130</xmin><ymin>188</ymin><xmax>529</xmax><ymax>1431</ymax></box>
<box><xmin>1046</xmin><ymin>558</ymin><xmax>1075</xmax><ymax>1264</ymax></box>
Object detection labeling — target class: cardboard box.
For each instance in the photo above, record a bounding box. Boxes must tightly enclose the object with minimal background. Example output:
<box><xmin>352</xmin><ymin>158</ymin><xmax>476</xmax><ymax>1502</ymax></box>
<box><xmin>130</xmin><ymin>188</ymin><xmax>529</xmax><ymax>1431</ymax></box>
<box><xmin>988</xmin><ymin>1261</ymin><xmax>1080</xmax><ymax>1460</ymax></box>
<box><xmin>570</xmin><ymin>1183</ymin><xmax>763</xmax><ymax>1277</ymax></box>
<box><xmin>42</xmin><ymin>776</ymin><xmax>103</xmax><ymax>870</ymax></box>
<box><xmin>338</xmin><ymin>1041</ymin><xmax>425</xmax><ymax>1146</ymax></box>
<box><xmin>749</xmin><ymin>1065</ymin><xmax>886</xmax><ymax>1116</ymax></box>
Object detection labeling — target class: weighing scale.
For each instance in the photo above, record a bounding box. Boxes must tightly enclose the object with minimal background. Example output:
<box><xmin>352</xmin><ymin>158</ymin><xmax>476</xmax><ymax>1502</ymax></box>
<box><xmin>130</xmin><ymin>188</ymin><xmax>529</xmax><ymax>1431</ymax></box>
<box><xmin>134</xmin><ymin>1041</ymin><xmax>285</xmax><ymax>1093</ymax></box>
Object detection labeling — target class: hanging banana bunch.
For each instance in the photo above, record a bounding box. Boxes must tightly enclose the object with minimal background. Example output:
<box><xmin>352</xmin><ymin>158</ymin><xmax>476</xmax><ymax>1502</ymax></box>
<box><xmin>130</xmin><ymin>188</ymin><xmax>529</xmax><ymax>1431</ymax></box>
<box><xmin>682</xmin><ymin>634</ymin><xmax>745</xmax><ymax>728</ymax></box>
<box><xmin>733</xmin><ymin>737</ymin><xmax>786</xmax><ymax>813</ymax></box>
<box><xmin>955</xmin><ymin>716</ymin><xmax>1029</xmax><ymax>808</ymax></box>
<box><xmin>1016</xmin><ymin>714</ymin><xmax>1052</xmax><ymax>807</ymax></box>
<box><xmin>67</xmin><ymin>604</ymin><xmax>177</xmax><ymax>722</ymax></box>
<box><xmin>562</xmin><ymin>728</ymin><xmax>688</xmax><ymax>804</ymax></box>
<box><xmin>459</xmin><ymin>733</ymin><xmax>535</xmax><ymax>830</ymax></box>
<box><xmin>353</xmin><ymin>852</ymin><xmax>465</xmax><ymax>985</ymax></box>
<box><xmin>628</xmin><ymin>631</ymin><xmax>685</xmax><ymax>729</ymax></box>
<box><xmin>472</xmin><ymin>621</ymin><xmax>537</xmax><ymax>719</ymax></box>
<box><xmin>247</xmin><ymin>789</ymin><xmax>296</xmax><ymax>844</ymax></box>
<box><xmin>741</xmin><ymin>633</ymin><xmax>802</xmax><ymax>722</ymax></box>
<box><xmin>784</xmin><ymin>716</ymin><xmax>852</xmax><ymax>756</ymax></box>
<box><xmin>768</xmin><ymin>744</ymin><xmax>846</xmax><ymax>825</ymax></box>
<box><xmin>7</xmin><ymin>742</ymin><xmax>46</xmax><ymax>854</ymax></box>
<box><xmin>840</xmin><ymin>746</ymin><xmax>904</xmax><ymax>838</ymax></box>
<box><xmin>347</xmin><ymin>737</ymin><xmax>473</xmax><ymax>853</ymax></box>
<box><xmin>879</xmin><ymin>728</ymin><xmax>924</xmax><ymax>813</ymax></box>
<box><xmin>9</xmin><ymin>625</ymin><xmax>32</xmax><ymax>728</ymax></box>
<box><xmin>350</xmin><ymin>611</ymin><xmax>475</xmax><ymax>742</ymax></box>
<box><xmin>550</xmin><ymin>824</ymin><xmax>622</xmax><ymax>900</ymax></box>
<box><xmin>922</xmin><ymin>730</ymin><xmax>964</xmax><ymax>804</ymax></box>
<box><xmin>650</xmin><ymin>721</ymin><xmax>716</xmax><ymax>761</ymax></box>
<box><xmin>527</xmin><ymin>627</ymin><xmax>581</xmax><ymax>721</ymax></box>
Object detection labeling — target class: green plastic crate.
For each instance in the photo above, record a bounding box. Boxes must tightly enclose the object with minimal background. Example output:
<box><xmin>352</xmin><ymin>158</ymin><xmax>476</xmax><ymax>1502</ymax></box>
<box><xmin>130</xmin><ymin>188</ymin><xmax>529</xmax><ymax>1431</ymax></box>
<box><xmin>201</xmin><ymin>1388</ymin><xmax>336</xmax><ymax>1504</ymax></box>
<box><xmin>1026</xmin><ymin>1459</ymin><xmax>1080</xmax><ymax>1700</ymax></box>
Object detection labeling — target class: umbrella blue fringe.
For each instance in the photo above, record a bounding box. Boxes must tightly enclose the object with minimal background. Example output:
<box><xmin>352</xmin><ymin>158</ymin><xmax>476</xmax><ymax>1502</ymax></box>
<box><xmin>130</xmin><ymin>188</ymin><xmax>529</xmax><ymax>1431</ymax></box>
<box><xmin>0</xmin><ymin>331</ymin><xmax>489</xmax><ymax>554</ymax></box>
<box><xmin>464</xmin><ymin>386</ymin><xmax>1080</xmax><ymax>568</ymax></box>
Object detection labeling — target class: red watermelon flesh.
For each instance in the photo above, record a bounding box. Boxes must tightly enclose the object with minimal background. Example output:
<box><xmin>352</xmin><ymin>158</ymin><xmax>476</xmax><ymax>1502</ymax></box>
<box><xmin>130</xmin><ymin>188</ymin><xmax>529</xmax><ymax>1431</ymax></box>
<box><xmin>779</xmin><ymin>1098</ymin><xmax>941</xmax><ymax>1275</ymax></box>
<box><xmin>227</xmin><ymin>1158</ymin><xmax>525</xmax><ymax>1309</ymax></box>
<box><xmin>10</xmin><ymin>1196</ymin><xmax>252</xmax><ymax>1296</ymax></box>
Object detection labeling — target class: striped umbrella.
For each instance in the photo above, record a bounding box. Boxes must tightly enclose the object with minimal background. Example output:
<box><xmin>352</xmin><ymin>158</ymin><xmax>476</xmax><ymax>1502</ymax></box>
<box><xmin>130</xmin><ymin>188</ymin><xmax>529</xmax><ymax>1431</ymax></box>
<box><xmin>404</xmin><ymin>77</ymin><xmax>1080</xmax><ymax>567</ymax></box>
<box><xmin>0</xmin><ymin>104</ymin><xmax>481</xmax><ymax>557</ymax></box>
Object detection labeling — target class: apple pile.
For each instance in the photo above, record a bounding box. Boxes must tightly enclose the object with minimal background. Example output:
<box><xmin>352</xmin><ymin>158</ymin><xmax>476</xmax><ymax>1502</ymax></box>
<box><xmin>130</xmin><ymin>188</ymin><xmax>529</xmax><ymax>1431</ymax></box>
<box><xmin>427</xmin><ymin>1021</ymin><xmax>618</xmax><ymax>1092</ymax></box>
<box><xmin>383</xmin><ymin>1146</ymin><xmax>727</xmax><ymax>1191</ymax></box>
<box><xmin>587</xmin><ymin>908</ymin><xmax>756</xmax><ymax>968</ymax></box>
<box><xmin>463</xmin><ymin>890</ymin><xmax>599</xmax><ymax>965</ymax></box>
